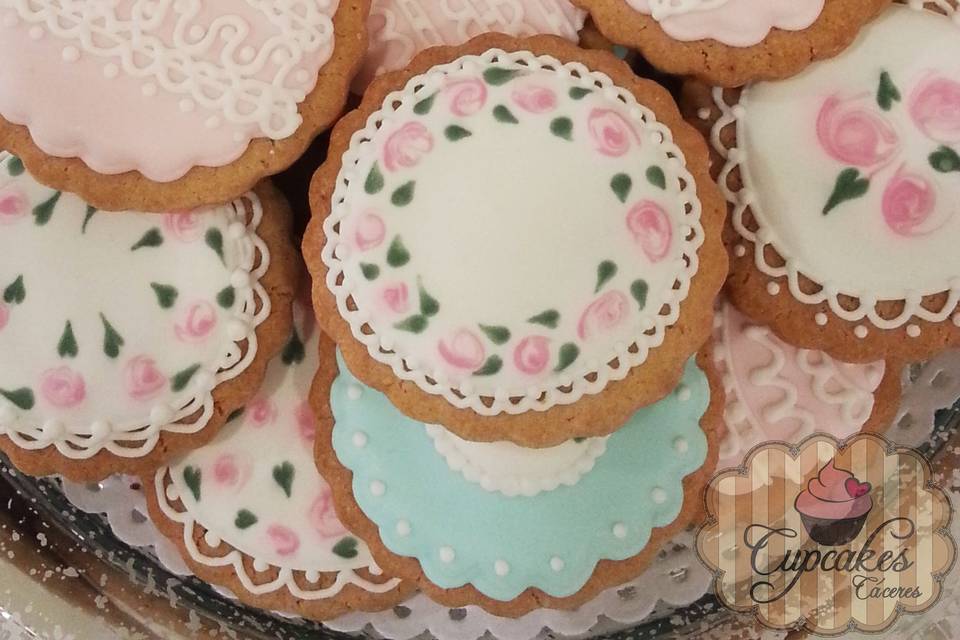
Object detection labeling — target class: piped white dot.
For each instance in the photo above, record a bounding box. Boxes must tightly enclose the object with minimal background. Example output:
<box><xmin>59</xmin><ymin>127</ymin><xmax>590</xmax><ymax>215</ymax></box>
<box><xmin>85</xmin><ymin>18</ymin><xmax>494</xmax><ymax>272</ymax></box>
<box><xmin>439</xmin><ymin>546</ymin><xmax>455</xmax><ymax>564</ymax></box>
<box><xmin>150</xmin><ymin>404</ymin><xmax>174</xmax><ymax>427</ymax></box>
<box><xmin>252</xmin><ymin>558</ymin><xmax>268</xmax><ymax>572</ymax></box>
<box><xmin>347</xmin><ymin>384</ymin><xmax>363</xmax><ymax>400</ymax></box>
<box><xmin>673</xmin><ymin>437</ymin><xmax>689</xmax><ymax>454</ymax></box>
<box><xmin>352</xmin><ymin>431</ymin><xmax>368</xmax><ymax>448</ymax></box>
<box><xmin>676</xmin><ymin>384</ymin><xmax>692</xmax><ymax>402</ymax></box>
<box><xmin>231</xmin><ymin>270</ymin><xmax>251</xmax><ymax>289</ymax></box>
<box><xmin>205</xmin><ymin>116</ymin><xmax>221</xmax><ymax>129</ymax></box>
<box><xmin>203</xmin><ymin>531</ymin><xmax>221</xmax><ymax>547</ymax></box>
<box><xmin>89</xmin><ymin>420</ymin><xmax>111</xmax><ymax>441</ymax></box>
<box><xmin>733</xmin><ymin>244</ymin><xmax>746</xmax><ymax>258</ymax></box>
<box><xmin>240</xmin><ymin>46</ymin><xmax>256</xmax><ymax>62</ymax></box>
<box><xmin>613</xmin><ymin>523</ymin><xmax>628</xmax><ymax>539</ymax></box>
<box><xmin>766</xmin><ymin>282</ymin><xmax>781</xmax><ymax>296</ymax></box>
<box><xmin>550</xmin><ymin>557</ymin><xmax>565</xmax><ymax>572</ymax></box>
<box><xmin>907</xmin><ymin>324</ymin><xmax>921</xmax><ymax>338</ymax></box>
<box><xmin>854</xmin><ymin>325</ymin><xmax>868</xmax><ymax>339</ymax></box>
<box><xmin>697</xmin><ymin>107</ymin><xmax>711</xmax><ymax>121</ymax></box>
<box><xmin>41</xmin><ymin>420</ymin><xmax>65</xmax><ymax>440</ymax></box>
<box><xmin>370</xmin><ymin>480</ymin><xmax>386</xmax><ymax>497</ymax></box>
<box><xmin>494</xmin><ymin>560</ymin><xmax>510</xmax><ymax>576</ymax></box>
<box><xmin>651</xmin><ymin>487</ymin><xmax>667</xmax><ymax>504</ymax></box>
<box><xmin>61</xmin><ymin>46</ymin><xmax>80</xmax><ymax>62</ymax></box>
<box><xmin>304</xmin><ymin>570</ymin><xmax>321</xmax><ymax>583</ymax></box>
<box><xmin>814</xmin><ymin>313</ymin><xmax>828</xmax><ymax>326</ymax></box>
<box><xmin>165</xmin><ymin>484</ymin><xmax>179</xmax><ymax>501</ymax></box>
<box><xmin>396</xmin><ymin>519</ymin><xmax>410</xmax><ymax>537</ymax></box>
<box><xmin>103</xmin><ymin>63</ymin><xmax>119</xmax><ymax>79</ymax></box>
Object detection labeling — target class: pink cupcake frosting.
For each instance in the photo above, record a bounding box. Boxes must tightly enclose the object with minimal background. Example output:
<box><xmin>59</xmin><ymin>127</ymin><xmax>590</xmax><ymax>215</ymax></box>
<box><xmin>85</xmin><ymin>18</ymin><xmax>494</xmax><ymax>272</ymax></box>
<box><xmin>794</xmin><ymin>460</ymin><xmax>872</xmax><ymax>520</ymax></box>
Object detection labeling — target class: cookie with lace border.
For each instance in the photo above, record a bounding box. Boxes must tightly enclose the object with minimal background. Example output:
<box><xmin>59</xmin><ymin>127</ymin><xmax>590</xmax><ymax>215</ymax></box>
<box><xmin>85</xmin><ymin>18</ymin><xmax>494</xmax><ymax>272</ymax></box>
<box><xmin>681</xmin><ymin>1</ymin><xmax>960</xmax><ymax>364</ymax></box>
<box><xmin>310</xmin><ymin>330</ymin><xmax>723</xmax><ymax>618</ymax></box>
<box><xmin>0</xmin><ymin>0</ymin><xmax>368</xmax><ymax>213</ymax></box>
<box><xmin>571</xmin><ymin>0</ymin><xmax>891</xmax><ymax>88</ymax></box>
<box><xmin>0</xmin><ymin>181</ymin><xmax>298</xmax><ymax>482</ymax></box>
<box><xmin>303</xmin><ymin>33</ymin><xmax>727</xmax><ymax>448</ymax></box>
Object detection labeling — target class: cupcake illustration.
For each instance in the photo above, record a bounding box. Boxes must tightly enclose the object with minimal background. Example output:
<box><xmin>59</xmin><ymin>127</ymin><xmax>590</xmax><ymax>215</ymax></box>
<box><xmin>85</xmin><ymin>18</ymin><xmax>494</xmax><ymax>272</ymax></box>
<box><xmin>794</xmin><ymin>459</ymin><xmax>873</xmax><ymax>546</ymax></box>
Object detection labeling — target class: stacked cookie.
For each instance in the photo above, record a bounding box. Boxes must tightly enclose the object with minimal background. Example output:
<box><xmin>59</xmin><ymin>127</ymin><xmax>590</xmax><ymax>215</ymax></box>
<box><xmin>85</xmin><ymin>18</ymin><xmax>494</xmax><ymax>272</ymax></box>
<box><xmin>0</xmin><ymin>0</ymin><xmax>952</xmax><ymax>627</ymax></box>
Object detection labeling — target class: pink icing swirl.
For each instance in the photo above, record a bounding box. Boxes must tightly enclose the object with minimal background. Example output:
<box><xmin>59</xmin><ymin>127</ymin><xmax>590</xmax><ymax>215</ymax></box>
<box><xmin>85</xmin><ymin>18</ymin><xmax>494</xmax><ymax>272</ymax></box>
<box><xmin>266</xmin><ymin>524</ymin><xmax>301</xmax><ymax>557</ymax></box>
<box><xmin>310</xmin><ymin>490</ymin><xmax>348</xmax><ymax>539</ymax></box>
<box><xmin>909</xmin><ymin>74</ymin><xmax>960</xmax><ymax>144</ymax></box>
<box><xmin>295</xmin><ymin>399</ymin><xmax>316</xmax><ymax>443</ymax></box>
<box><xmin>383</xmin><ymin>122</ymin><xmax>433</xmax><ymax>172</ymax></box>
<box><xmin>626</xmin><ymin>200</ymin><xmax>672</xmax><ymax>262</ymax></box>
<box><xmin>211</xmin><ymin>453</ymin><xmax>252</xmax><ymax>490</ymax></box>
<box><xmin>0</xmin><ymin>187</ymin><xmax>27</xmax><ymax>225</ymax></box>
<box><xmin>882</xmin><ymin>167</ymin><xmax>944</xmax><ymax>237</ymax></box>
<box><xmin>577</xmin><ymin>290</ymin><xmax>629</xmax><ymax>340</ymax></box>
<box><xmin>123</xmin><ymin>355</ymin><xmax>167</xmax><ymax>402</ymax></box>
<box><xmin>794</xmin><ymin>460</ymin><xmax>872</xmax><ymax>520</ymax></box>
<box><xmin>445</xmin><ymin>78</ymin><xmax>488</xmax><ymax>117</ymax></box>
<box><xmin>353</xmin><ymin>212</ymin><xmax>386</xmax><ymax>252</ymax></box>
<box><xmin>513</xmin><ymin>336</ymin><xmax>550</xmax><ymax>375</ymax></box>
<box><xmin>438</xmin><ymin>328</ymin><xmax>486</xmax><ymax>371</ymax></box>
<box><xmin>381</xmin><ymin>282</ymin><xmax>409</xmax><ymax>314</ymax></box>
<box><xmin>816</xmin><ymin>95</ymin><xmax>899</xmax><ymax>171</ymax></box>
<box><xmin>512</xmin><ymin>85</ymin><xmax>557</xmax><ymax>114</ymax></box>
<box><xmin>588</xmin><ymin>108</ymin><xmax>640</xmax><ymax>157</ymax></box>
<box><xmin>174</xmin><ymin>301</ymin><xmax>217</xmax><ymax>343</ymax></box>
<box><xmin>247</xmin><ymin>396</ymin><xmax>278</xmax><ymax>427</ymax></box>
<box><xmin>162</xmin><ymin>212</ymin><xmax>203</xmax><ymax>242</ymax></box>
<box><xmin>0</xmin><ymin>302</ymin><xmax>8</xmax><ymax>332</ymax></box>
<box><xmin>40</xmin><ymin>366</ymin><xmax>86</xmax><ymax>409</ymax></box>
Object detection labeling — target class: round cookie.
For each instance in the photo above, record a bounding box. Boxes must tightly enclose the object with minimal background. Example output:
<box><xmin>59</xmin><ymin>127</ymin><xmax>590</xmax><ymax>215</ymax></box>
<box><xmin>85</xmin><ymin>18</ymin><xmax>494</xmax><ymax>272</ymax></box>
<box><xmin>0</xmin><ymin>0</ymin><xmax>369</xmax><ymax>212</ymax></box>
<box><xmin>686</xmin><ymin>1</ymin><xmax>960</xmax><ymax>363</ymax></box>
<box><xmin>571</xmin><ymin>0</ymin><xmax>891</xmax><ymax>87</ymax></box>
<box><xmin>145</xmin><ymin>303</ymin><xmax>411</xmax><ymax>620</ymax></box>
<box><xmin>355</xmin><ymin>0</ymin><xmax>588</xmax><ymax>90</ymax></box>
<box><xmin>311</xmin><ymin>337</ymin><xmax>722</xmax><ymax>617</ymax></box>
<box><xmin>304</xmin><ymin>34</ymin><xmax>727</xmax><ymax>447</ymax></box>
<box><xmin>0</xmin><ymin>152</ymin><xmax>297</xmax><ymax>481</ymax></box>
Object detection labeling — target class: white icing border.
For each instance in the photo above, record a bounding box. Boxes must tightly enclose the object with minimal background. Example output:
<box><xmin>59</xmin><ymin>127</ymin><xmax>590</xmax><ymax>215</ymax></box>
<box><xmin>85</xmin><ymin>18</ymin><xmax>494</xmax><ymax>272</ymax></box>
<box><xmin>0</xmin><ymin>190</ymin><xmax>271</xmax><ymax>460</ymax></box>
<box><xmin>322</xmin><ymin>49</ymin><xmax>705</xmax><ymax>416</ymax></box>
<box><xmin>712</xmin><ymin>3</ymin><xmax>960</xmax><ymax>331</ymax></box>
<box><xmin>153</xmin><ymin>467</ymin><xmax>401</xmax><ymax>600</ymax></box>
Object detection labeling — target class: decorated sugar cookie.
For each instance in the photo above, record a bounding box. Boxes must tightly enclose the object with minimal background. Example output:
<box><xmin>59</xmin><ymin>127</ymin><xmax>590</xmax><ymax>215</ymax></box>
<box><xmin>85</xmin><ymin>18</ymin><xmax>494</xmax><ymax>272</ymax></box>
<box><xmin>572</xmin><ymin>0</ymin><xmax>891</xmax><ymax>87</ymax></box>
<box><xmin>0</xmin><ymin>152</ymin><xmax>297</xmax><ymax>481</ymax></box>
<box><xmin>713</xmin><ymin>302</ymin><xmax>899</xmax><ymax>469</ymax></box>
<box><xmin>312</xmin><ymin>336</ymin><xmax>721</xmax><ymax>616</ymax></box>
<box><xmin>356</xmin><ymin>0</ymin><xmax>587</xmax><ymax>90</ymax></box>
<box><xmin>304</xmin><ymin>35</ymin><xmax>726</xmax><ymax>446</ymax></box>
<box><xmin>0</xmin><ymin>0</ymin><xmax>368</xmax><ymax>212</ymax></box>
<box><xmin>145</xmin><ymin>304</ymin><xmax>411</xmax><ymax>619</ymax></box>
<box><xmin>687</xmin><ymin>1</ymin><xmax>960</xmax><ymax>363</ymax></box>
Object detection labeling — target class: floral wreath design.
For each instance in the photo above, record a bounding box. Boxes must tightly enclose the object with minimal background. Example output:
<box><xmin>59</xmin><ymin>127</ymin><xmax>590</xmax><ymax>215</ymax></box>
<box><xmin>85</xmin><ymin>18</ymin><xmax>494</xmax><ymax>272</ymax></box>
<box><xmin>714</xmin><ymin>3</ymin><xmax>960</xmax><ymax>331</ymax></box>
<box><xmin>322</xmin><ymin>49</ymin><xmax>704</xmax><ymax>416</ymax></box>
<box><xmin>0</xmin><ymin>152</ymin><xmax>271</xmax><ymax>459</ymax></box>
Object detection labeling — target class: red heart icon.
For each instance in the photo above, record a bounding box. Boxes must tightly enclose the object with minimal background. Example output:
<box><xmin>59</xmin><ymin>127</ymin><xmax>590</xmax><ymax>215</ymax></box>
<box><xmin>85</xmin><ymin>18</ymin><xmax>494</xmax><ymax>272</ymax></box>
<box><xmin>845</xmin><ymin>478</ymin><xmax>872</xmax><ymax>498</ymax></box>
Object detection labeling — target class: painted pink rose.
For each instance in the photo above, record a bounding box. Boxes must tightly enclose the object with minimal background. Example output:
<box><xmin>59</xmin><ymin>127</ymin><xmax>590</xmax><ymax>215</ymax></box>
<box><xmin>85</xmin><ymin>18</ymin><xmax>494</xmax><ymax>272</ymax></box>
<box><xmin>382</xmin><ymin>282</ymin><xmax>409</xmax><ymax>314</ymax></box>
<box><xmin>513</xmin><ymin>336</ymin><xmax>550</xmax><ymax>375</ymax></box>
<box><xmin>174</xmin><ymin>301</ymin><xmax>217</xmax><ymax>343</ymax></box>
<box><xmin>295</xmin><ymin>399</ymin><xmax>316</xmax><ymax>443</ymax></box>
<box><xmin>626</xmin><ymin>200</ymin><xmax>673</xmax><ymax>263</ymax></box>
<box><xmin>588</xmin><ymin>108</ymin><xmax>639</xmax><ymax>157</ymax></box>
<box><xmin>0</xmin><ymin>188</ymin><xmax>27</xmax><ymax>225</ymax></box>
<box><xmin>577</xmin><ymin>290</ymin><xmax>629</xmax><ymax>340</ymax></box>
<box><xmin>816</xmin><ymin>95</ymin><xmax>899</xmax><ymax>170</ymax></box>
<box><xmin>909</xmin><ymin>75</ymin><xmax>960</xmax><ymax>144</ymax></box>
<box><xmin>123</xmin><ymin>355</ymin><xmax>167</xmax><ymax>402</ymax></box>
<box><xmin>512</xmin><ymin>85</ymin><xmax>557</xmax><ymax>114</ymax></box>
<box><xmin>445</xmin><ymin>77</ymin><xmax>488</xmax><ymax>117</ymax></box>
<box><xmin>882</xmin><ymin>167</ymin><xmax>944</xmax><ymax>236</ymax></box>
<box><xmin>353</xmin><ymin>212</ymin><xmax>386</xmax><ymax>251</ymax></box>
<box><xmin>0</xmin><ymin>303</ymin><xmax>8</xmax><ymax>332</ymax></box>
<box><xmin>162</xmin><ymin>211</ymin><xmax>203</xmax><ymax>242</ymax></box>
<box><xmin>266</xmin><ymin>524</ymin><xmax>300</xmax><ymax>557</ymax></box>
<box><xmin>248</xmin><ymin>396</ymin><xmax>279</xmax><ymax>427</ymax></box>
<box><xmin>438</xmin><ymin>329</ymin><xmax>486</xmax><ymax>371</ymax></box>
<box><xmin>310</xmin><ymin>490</ymin><xmax>348</xmax><ymax>539</ymax></box>
<box><xmin>40</xmin><ymin>366</ymin><xmax>86</xmax><ymax>409</ymax></box>
<box><xmin>211</xmin><ymin>453</ymin><xmax>252</xmax><ymax>490</ymax></box>
<box><xmin>383</xmin><ymin>122</ymin><xmax>433</xmax><ymax>172</ymax></box>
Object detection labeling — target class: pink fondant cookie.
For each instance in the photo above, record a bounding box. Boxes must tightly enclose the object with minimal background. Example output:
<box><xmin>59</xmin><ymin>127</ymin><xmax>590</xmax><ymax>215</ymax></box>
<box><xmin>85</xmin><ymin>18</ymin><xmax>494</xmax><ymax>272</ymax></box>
<box><xmin>0</xmin><ymin>0</ymin><xmax>369</xmax><ymax>212</ymax></box>
<box><xmin>304</xmin><ymin>34</ymin><xmax>727</xmax><ymax>447</ymax></box>
<box><xmin>356</xmin><ymin>0</ymin><xmax>588</xmax><ymax>90</ymax></box>
<box><xmin>571</xmin><ymin>0</ymin><xmax>891</xmax><ymax>86</ymax></box>
<box><xmin>686</xmin><ymin>1</ymin><xmax>960</xmax><ymax>363</ymax></box>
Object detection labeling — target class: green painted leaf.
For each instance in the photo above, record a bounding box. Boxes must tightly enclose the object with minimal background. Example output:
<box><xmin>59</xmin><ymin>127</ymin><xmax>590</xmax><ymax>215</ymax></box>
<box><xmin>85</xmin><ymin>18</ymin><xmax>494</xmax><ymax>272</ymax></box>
<box><xmin>272</xmin><ymin>461</ymin><xmax>295</xmax><ymax>498</ymax></box>
<box><xmin>131</xmin><ymin>227</ymin><xmax>163</xmax><ymax>251</ymax></box>
<box><xmin>493</xmin><ymin>105</ymin><xmax>519</xmax><ymax>124</ymax></box>
<box><xmin>528</xmin><ymin>309</ymin><xmax>560</xmax><ymax>329</ymax></box>
<box><xmin>365</xmin><ymin>163</ymin><xmax>385</xmax><ymax>195</ymax></box>
<box><xmin>332</xmin><ymin>536</ymin><xmax>359</xmax><ymax>559</ymax></box>
<box><xmin>360</xmin><ymin>263</ymin><xmax>381</xmax><ymax>280</ymax></box>
<box><xmin>445</xmin><ymin>125</ymin><xmax>472</xmax><ymax>142</ymax></box>
<box><xmin>596</xmin><ymin>261</ymin><xmax>617</xmax><ymax>293</ymax></box>
<box><xmin>479</xmin><ymin>324</ymin><xmax>511</xmax><ymax>345</ymax></box>
<box><xmin>611</xmin><ymin>173</ymin><xmax>632</xmax><ymax>203</ymax></box>
<box><xmin>57</xmin><ymin>321</ymin><xmax>78</xmax><ymax>358</ymax></box>
<box><xmin>101</xmin><ymin>314</ymin><xmax>124</xmax><ymax>359</ymax></box>
<box><xmin>6</xmin><ymin>156</ymin><xmax>24</xmax><ymax>176</ymax></box>
<box><xmin>646</xmin><ymin>166</ymin><xmax>667</xmax><ymax>190</ymax></box>
<box><xmin>171</xmin><ymin>364</ymin><xmax>201</xmax><ymax>392</ymax></box>
<box><xmin>569</xmin><ymin>87</ymin><xmax>592</xmax><ymax>100</ymax></box>
<box><xmin>281</xmin><ymin>328</ymin><xmax>305</xmax><ymax>365</ymax></box>
<box><xmin>414</xmin><ymin>92</ymin><xmax>437</xmax><ymax>115</ymax></box>
<box><xmin>631</xmin><ymin>279</ymin><xmax>649</xmax><ymax>309</ymax></box>
<box><xmin>205</xmin><ymin>228</ymin><xmax>225</xmax><ymax>263</ymax></box>
<box><xmin>82</xmin><ymin>206</ymin><xmax>97</xmax><ymax>234</ymax></box>
<box><xmin>394</xmin><ymin>314</ymin><xmax>428</xmax><ymax>333</ymax></box>
<box><xmin>150</xmin><ymin>283</ymin><xmax>179</xmax><ymax>309</ymax></box>
<box><xmin>419</xmin><ymin>280</ymin><xmax>439</xmax><ymax>317</ymax></box>
<box><xmin>183</xmin><ymin>466</ymin><xmax>202</xmax><ymax>502</ymax></box>
<box><xmin>391</xmin><ymin>181</ymin><xmax>416</xmax><ymax>207</ymax></box>
<box><xmin>823</xmin><ymin>168</ymin><xmax>870</xmax><ymax>215</ymax></box>
<box><xmin>32</xmin><ymin>191</ymin><xmax>61</xmax><ymax>226</ymax></box>
<box><xmin>474</xmin><ymin>355</ymin><xmax>503</xmax><ymax>376</ymax></box>
<box><xmin>555</xmin><ymin>343</ymin><xmax>580</xmax><ymax>372</ymax></box>
<box><xmin>386</xmin><ymin>236</ymin><xmax>410</xmax><ymax>267</ymax></box>
<box><xmin>0</xmin><ymin>387</ymin><xmax>34</xmax><ymax>411</ymax></box>
<box><xmin>550</xmin><ymin>117</ymin><xmax>573</xmax><ymax>141</ymax></box>
<box><xmin>216</xmin><ymin>286</ymin><xmax>235</xmax><ymax>309</ymax></box>
<box><xmin>3</xmin><ymin>275</ymin><xmax>25</xmax><ymax>305</ymax></box>
<box><xmin>234</xmin><ymin>509</ymin><xmax>257</xmax><ymax>530</ymax></box>
<box><xmin>483</xmin><ymin>67</ymin><xmax>523</xmax><ymax>86</ymax></box>
<box><xmin>877</xmin><ymin>70</ymin><xmax>901</xmax><ymax>111</ymax></box>
<box><xmin>930</xmin><ymin>146</ymin><xmax>960</xmax><ymax>173</ymax></box>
